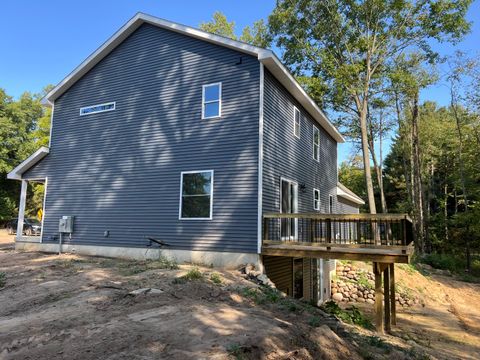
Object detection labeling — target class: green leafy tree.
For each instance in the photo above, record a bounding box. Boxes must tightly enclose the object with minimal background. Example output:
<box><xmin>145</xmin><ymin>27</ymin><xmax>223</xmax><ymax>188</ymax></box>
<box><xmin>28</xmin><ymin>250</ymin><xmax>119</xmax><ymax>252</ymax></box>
<box><xmin>200</xmin><ymin>11</ymin><xmax>271</xmax><ymax>48</ymax></box>
<box><xmin>268</xmin><ymin>0</ymin><xmax>472</xmax><ymax>215</ymax></box>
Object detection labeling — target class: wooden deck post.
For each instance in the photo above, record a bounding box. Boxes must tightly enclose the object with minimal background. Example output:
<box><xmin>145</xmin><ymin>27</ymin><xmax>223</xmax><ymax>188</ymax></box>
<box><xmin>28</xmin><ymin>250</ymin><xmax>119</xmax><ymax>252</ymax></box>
<box><xmin>374</xmin><ymin>262</ymin><xmax>384</xmax><ymax>334</ymax></box>
<box><xmin>384</xmin><ymin>265</ymin><xmax>391</xmax><ymax>333</ymax></box>
<box><xmin>390</xmin><ymin>263</ymin><xmax>396</xmax><ymax>325</ymax></box>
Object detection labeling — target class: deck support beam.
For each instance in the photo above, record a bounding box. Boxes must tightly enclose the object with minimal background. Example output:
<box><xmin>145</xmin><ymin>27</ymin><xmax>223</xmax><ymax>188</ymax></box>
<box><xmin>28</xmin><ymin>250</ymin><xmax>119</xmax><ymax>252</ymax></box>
<box><xmin>390</xmin><ymin>263</ymin><xmax>396</xmax><ymax>325</ymax></box>
<box><xmin>374</xmin><ymin>262</ymin><xmax>384</xmax><ymax>334</ymax></box>
<box><xmin>384</xmin><ymin>264</ymin><xmax>391</xmax><ymax>333</ymax></box>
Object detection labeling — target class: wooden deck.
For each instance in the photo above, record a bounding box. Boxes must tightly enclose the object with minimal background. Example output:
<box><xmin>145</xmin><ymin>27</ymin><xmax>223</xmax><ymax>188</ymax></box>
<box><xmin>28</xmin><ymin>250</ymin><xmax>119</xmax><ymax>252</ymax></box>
<box><xmin>261</xmin><ymin>213</ymin><xmax>414</xmax><ymax>333</ymax></box>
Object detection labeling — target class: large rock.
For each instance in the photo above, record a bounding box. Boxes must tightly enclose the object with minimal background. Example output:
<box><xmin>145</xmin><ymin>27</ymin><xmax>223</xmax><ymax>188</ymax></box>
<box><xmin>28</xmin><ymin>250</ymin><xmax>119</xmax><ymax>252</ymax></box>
<box><xmin>366</xmin><ymin>298</ymin><xmax>375</xmax><ymax>304</ymax></box>
<box><xmin>332</xmin><ymin>292</ymin><xmax>343</xmax><ymax>302</ymax></box>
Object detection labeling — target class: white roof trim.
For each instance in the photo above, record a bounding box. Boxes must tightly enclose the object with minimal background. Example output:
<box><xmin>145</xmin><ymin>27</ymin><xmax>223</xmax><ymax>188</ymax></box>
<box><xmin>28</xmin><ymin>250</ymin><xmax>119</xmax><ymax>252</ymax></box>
<box><xmin>7</xmin><ymin>147</ymin><xmax>49</xmax><ymax>180</ymax></box>
<box><xmin>336</xmin><ymin>182</ymin><xmax>365</xmax><ymax>205</ymax></box>
<box><xmin>42</xmin><ymin>12</ymin><xmax>344</xmax><ymax>143</ymax></box>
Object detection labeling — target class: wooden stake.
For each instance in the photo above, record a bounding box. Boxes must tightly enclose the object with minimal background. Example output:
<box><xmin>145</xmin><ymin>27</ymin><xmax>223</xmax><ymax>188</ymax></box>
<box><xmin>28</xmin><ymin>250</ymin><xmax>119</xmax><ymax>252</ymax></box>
<box><xmin>374</xmin><ymin>262</ymin><xmax>384</xmax><ymax>333</ymax></box>
<box><xmin>390</xmin><ymin>263</ymin><xmax>396</xmax><ymax>325</ymax></box>
<box><xmin>384</xmin><ymin>265</ymin><xmax>391</xmax><ymax>333</ymax></box>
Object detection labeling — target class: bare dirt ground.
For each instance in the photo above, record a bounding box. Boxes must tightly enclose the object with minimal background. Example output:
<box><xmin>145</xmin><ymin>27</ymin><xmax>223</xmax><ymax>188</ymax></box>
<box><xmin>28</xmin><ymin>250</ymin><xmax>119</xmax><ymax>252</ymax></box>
<box><xmin>343</xmin><ymin>261</ymin><xmax>480</xmax><ymax>360</ymax></box>
<box><xmin>0</xmin><ymin>234</ymin><xmax>479</xmax><ymax>360</ymax></box>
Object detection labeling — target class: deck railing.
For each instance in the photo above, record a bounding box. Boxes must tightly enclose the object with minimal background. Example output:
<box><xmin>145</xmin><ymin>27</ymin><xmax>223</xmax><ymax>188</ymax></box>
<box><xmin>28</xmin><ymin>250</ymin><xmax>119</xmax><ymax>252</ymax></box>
<box><xmin>263</xmin><ymin>213</ymin><xmax>414</xmax><ymax>248</ymax></box>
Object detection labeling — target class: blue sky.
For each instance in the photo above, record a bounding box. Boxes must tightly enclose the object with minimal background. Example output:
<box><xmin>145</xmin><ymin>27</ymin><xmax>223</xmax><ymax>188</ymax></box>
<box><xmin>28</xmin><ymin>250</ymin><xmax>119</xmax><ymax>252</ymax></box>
<box><xmin>2</xmin><ymin>0</ymin><xmax>479</xmax><ymax>163</ymax></box>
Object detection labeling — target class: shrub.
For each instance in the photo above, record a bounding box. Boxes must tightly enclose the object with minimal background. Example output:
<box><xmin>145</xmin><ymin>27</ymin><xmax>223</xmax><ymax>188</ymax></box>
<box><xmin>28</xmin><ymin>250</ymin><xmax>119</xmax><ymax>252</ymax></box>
<box><xmin>182</xmin><ymin>267</ymin><xmax>203</xmax><ymax>281</ymax></box>
<box><xmin>321</xmin><ymin>300</ymin><xmax>373</xmax><ymax>330</ymax></box>
<box><xmin>210</xmin><ymin>272</ymin><xmax>222</xmax><ymax>284</ymax></box>
<box><xmin>308</xmin><ymin>316</ymin><xmax>322</xmax><ymax>327</ymax></box>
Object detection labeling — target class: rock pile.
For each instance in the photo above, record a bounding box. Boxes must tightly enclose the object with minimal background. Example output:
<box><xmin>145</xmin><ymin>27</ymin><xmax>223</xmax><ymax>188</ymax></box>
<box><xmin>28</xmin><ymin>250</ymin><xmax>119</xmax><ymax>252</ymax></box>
<box><xmin>331</xmin><ymin>264</ymin><xmax>419</xmax><ymax>307</ymax></box>
<box><xmin>242</xmin><ymin>263</ymin><xmax>276</xmax><ymax>288</ymax></box>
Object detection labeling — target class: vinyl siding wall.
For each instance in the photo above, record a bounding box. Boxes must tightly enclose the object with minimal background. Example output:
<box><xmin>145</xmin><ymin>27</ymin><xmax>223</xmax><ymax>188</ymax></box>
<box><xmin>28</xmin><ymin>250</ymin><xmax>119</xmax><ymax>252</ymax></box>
<box><xmin>23</xmin><ymin>23</ymin><xmax>260</xmax><ymax>253</ymax></box>
<box><xmin>262</xmin><ymin>69</ymin><xmax>338</xmax><ymax>215</ymax></box>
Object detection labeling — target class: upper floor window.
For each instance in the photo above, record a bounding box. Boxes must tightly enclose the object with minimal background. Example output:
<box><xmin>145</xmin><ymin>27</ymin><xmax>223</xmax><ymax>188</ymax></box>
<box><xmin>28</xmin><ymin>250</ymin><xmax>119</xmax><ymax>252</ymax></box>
<box><xmin>80</xmin><ymin>102</ymin><xmax>115</xmax><ymax>116</ymax></box>
<box><xmin>313</xmin><ymin>125</ymin><xmax>320</xmax><ymax>161</ymax></box>
<box><xmin>202</xmin><ymin>83</ymin><xmax>222</xmax><ymax>119</ymax></box>
<box><xmin>329</xmin><ymin>194</ymin><xmax>334</xmax><ymax>214</ymax></box>
<box><xmin>179</xmin><ymin>170</ymin><xmax>213</xmax><ymax>220</ymax></box>
<box><xmin>293</xmin><ymin>107</ymin><xmax>300</xmax><ymax>138</ymax></box>
<box><xmin>313</xmin><ymin>188</ymin><xmax>320</xmax><ymax>210</ymax></box>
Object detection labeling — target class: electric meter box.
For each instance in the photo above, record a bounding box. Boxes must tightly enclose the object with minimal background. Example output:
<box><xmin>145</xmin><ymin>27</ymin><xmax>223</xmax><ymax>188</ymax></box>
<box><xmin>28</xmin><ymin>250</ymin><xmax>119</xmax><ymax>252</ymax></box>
<box><xmin>59</xmin><ymin>216</ymin><xmax>74</xmax><ymax>233</ymax></box>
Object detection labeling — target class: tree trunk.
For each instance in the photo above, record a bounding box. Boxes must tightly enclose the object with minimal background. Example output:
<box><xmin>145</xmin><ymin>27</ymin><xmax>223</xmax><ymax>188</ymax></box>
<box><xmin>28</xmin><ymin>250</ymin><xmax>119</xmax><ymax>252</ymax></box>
<box><xmin>368</xmin><ymin>112</ymin><xmax>387</xmax><ymax>213</ymax></box>
<box><xmin>411</xmin><ymin>90</ymin><xmax>425</xmax><ymax>254</ymax></box>
<box><xmin>360</xmin><ymin>107</ymin><xmax>377</xmax><ymax>214</ymax></box>
<box><xmin>444</xmin><ymin>183</ymin><xmax>449</xmax><ymax>244</ymax></box>
<box><xmin>451</xmin><ymin>92</ymin><xmax>471</xmax><ymax>271</ymax></box>
<box><xmin>394</xmin><ymin>91</ymin><xmax>412</xmax><ymax>212</ymax></box>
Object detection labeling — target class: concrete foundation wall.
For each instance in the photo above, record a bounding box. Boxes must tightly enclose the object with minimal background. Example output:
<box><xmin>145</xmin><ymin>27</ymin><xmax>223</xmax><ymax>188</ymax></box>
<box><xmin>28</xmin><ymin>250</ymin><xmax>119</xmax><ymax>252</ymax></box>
<box><xmin>15</xmin><ymin>241</ymin><xmax>260</xmax><ymax>269</ymax></box>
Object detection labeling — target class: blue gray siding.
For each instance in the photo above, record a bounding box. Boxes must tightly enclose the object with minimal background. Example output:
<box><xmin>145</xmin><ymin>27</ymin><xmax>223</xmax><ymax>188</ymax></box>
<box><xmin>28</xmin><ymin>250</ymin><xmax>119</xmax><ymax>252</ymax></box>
<box><xmin>24</xmin><ymin>23</ymin><xmax>260</xmax><ymax>253</ymax></box>
<box><xmin>262</xmin><ymin>69</ymin><xmax>337</xmax><ymax>214</ymax></box>
<box><xmin>337</xmin><ymin>198</ymin><xmax>360</xmax><ymax>214</ymax></box>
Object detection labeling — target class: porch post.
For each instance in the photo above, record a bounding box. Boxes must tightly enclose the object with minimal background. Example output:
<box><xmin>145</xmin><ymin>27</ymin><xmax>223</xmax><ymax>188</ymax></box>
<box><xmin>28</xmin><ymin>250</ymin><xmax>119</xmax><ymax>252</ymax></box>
<box><xmin>16</xmin><ymin>180</ymin><xmax>27</xmax><ymax>240</ymax></box>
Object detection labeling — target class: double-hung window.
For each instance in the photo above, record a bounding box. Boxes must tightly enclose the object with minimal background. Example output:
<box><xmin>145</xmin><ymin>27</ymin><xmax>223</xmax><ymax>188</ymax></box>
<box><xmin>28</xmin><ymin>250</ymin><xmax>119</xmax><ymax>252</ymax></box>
<box><xmin>180</xmin><ymin>170</ymin><xmax>213</xmax><ymax>220</ymax></box>
<box><xmin>202</xmin><ymin>83</ymin><xmax>222</xmax><ymax>119</ymax></box>
<box><xmin>313</xmin><ymin>189</ymin><xmax>320</xmax><ymax>211</ymax></box>
<box><xmin>293</xmin><ymin>107</ymin><xmax>300</xmax><ymax>138</ymax></box>
<box><xmin>313</xmin><ymin>125</ymin><xmax>320</xmax><ymax>161</ymax></box>
<box><xmin>329</xmin><ymin>195</ymin><xmax>334</xmax><ymax>214</ymax></box>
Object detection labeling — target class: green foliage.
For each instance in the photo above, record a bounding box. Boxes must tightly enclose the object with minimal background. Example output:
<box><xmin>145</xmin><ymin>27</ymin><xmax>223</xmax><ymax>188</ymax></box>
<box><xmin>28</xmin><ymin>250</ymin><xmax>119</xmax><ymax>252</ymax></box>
<box><xmin>0</xmin><ymin>272</ymin><xmax>6</xmax><ymax>288</ymax></box>
<box><xmin>226</xmin><ymin>343</ymin><xmax>245</xmax><ymax>360</ymax></box>
<box><xmin>200</xmin><ymin>11</ymin><xmax>271</xmax><ymax>48</ymax></box>
<box><xmin>307</xmin><ymin>316</ymin><xmax>322</xmax><ymax>328</ymax></box>
<box><xmin>321</xmin><ymin>301</ymin><xmax>373</xmax><ymax>330</ymax></box>
<box><xmin>357</xmin><ymin>272</ymin><xmax>373</xmax><ymax>290</ymax></box>
<box><xmin>210</xmin><ymin>272</ymin><xmax>222</xmax><ymax>284</ymax></box>
<box><xmin>182</xmin><ymin>267</ymin><xmax>204</xmax><ymax>281</ymax></box>
<box><xmin>0</xmin><ymin>86</ymin><xmax>53</xmax><ymax>221</ymax></box>
<box><xmin>421</xmin><ymin>253</ymin><xmax>480</xmax><ymax>279</ymax></box>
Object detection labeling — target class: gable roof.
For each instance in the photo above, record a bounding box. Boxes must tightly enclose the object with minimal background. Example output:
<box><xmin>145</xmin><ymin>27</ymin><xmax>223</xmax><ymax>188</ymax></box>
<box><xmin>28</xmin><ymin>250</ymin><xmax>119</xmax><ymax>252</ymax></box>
<box><xmin>42</xmin><ymin>12</ymin><xmax>344</xmax><ymax>143</ymax></box>
<box><xmin>336</xmin><ymin>182</ymin><xmax>365</xmax><ymax>206</ymax></box>
<box><xmin>7</xmin><ymin>146</ymin><xmax>49</xmax><ymax>180</ymax></box>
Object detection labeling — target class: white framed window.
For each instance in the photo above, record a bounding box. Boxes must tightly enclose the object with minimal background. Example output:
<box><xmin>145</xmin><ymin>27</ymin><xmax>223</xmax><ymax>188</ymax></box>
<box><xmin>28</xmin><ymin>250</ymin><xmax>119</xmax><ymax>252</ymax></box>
<box><xmin>313</xmin><ymin>188</ymin><xmax>320</xmax><ymax>210</ymax></box>
<box><xmin>293</xmin><ymin>106</ymin><xmax>300</xmax><ymax>138</ymax></box>
<box><xmin>202</xmin><ymin>83</ymin><xmax>222</xmax><ymax>119</ymax></box>
<box><xmin>179</xmin><ymin>170</ymin><xmax>214</xmax><ymax>220</ymax></box>
<box><xmin>79</xmin><ymin>102</ymin><xmax>115</xmax><ymax>116</ymax></box>
<box><xmin>313</xmin><ymin>125</ymin><xmax>320</xmax><ymax>161</ymax></box>
<box><xmin>329</xmin><ymin>194</ymin><xmax>334</xmax><ymax>214</ymax></box>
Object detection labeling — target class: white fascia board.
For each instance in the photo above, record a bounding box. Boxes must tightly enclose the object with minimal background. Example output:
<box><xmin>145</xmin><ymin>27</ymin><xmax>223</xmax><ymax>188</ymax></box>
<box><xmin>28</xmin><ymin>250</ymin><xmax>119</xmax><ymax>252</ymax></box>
<box><xmin>336</xmin><ymin>186</ymin><xmax>365</xmax><ymax>205</ymax></box>
<box><xmin>7</xmin><ymin>147</ymin><xmax>49</xmax><ymax>180</ymax></box>
<box><xmin>258</xmin><ymin>52</ymin><xmax>345</xmax><ymax>143</ymax></box>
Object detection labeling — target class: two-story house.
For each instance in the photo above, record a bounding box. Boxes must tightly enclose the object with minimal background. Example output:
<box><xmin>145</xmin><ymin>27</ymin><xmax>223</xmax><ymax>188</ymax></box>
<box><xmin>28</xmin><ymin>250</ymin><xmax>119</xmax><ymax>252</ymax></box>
<box><xmin>8</xmin><ymin>13</ymin><xmax>365</xmax><ymax>305</ymax></box>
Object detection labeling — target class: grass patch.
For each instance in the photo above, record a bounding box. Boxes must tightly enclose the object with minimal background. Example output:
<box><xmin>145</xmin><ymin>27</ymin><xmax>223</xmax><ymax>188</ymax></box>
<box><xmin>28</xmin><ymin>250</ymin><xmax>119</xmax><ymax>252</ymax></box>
<box><xmin>308</xmin><ymin>316</ymin><xmax>322</xmax><ymax>328</ymax></box>
<box><xmin>183</xmin><ymin>267</ymin><xmax>203</xmax><ymax>280</ymax></box>
<box><xmin>367</xmin><ymin>336</ymin><xmax>389</xmax><ymax>350</ymax></box>
<box><xmin>0</xmin><ymin>272</ymin><xmax>6</xmax><ymax>288</ymax></box>
<box><xmin>226</xmin><ymin>343</ymin><xmax>245</xmax><ymax>360</ymax></box>
<box><xmin>399</xmin><ymin>263</ymin><xmax>418</xmax><ymax>275</ymax></box>
<box><xmin>210</xmin><ymin>272</ymin><xmax>222</xmax><ymax>284</ymax></box>
<box><xmin>321</xmin><ymin>301</ymin><xmax>373</xmax><ymax>330</ymax></box>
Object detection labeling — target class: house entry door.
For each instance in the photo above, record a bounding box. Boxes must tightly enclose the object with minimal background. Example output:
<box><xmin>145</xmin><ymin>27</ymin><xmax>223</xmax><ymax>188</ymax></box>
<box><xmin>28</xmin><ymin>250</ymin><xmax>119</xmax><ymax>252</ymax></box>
<box><xmin>280</xmin><ymin>178</ymin><xmax>298</xmax><ymax>240</ymax></box>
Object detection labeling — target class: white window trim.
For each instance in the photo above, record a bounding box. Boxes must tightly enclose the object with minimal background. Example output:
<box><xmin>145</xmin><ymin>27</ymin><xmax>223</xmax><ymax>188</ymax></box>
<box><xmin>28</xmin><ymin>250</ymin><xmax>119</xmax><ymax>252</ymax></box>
<box><xmin>293</xmin><ymin>106</ymin><xmax>300</xmax><ymax>138</ymax></box>
<box><xmin>313</xmin><ymin>124</ymin><xmax>320</xmax><ymax>162</ymax></box>
<box><xmin>79</xmin><ymin>101</ymin><xmax>116</xmax><ymax>116</ymax></box>
<box><xmin>202</xmin><ymin>82</ymin><xmax>222</xmax><ymax>119</ymax></box>
<box><xmin>313</xmin><ymin>188</ymin><xmax>320</xmax><ymax>211</ymax></box>
<box><xmin>179</xmin><ymin>170</ymin><xmax>214</xmax><ymax>220</ymax></box>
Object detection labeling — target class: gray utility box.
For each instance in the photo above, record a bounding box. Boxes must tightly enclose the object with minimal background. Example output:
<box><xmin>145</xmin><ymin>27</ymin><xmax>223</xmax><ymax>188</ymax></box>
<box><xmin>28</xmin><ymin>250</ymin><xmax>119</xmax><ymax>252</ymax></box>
<box><xmin>59</xmin><ymin>216</ymin><xmax>74</xmax><ymax>233</ymax></box>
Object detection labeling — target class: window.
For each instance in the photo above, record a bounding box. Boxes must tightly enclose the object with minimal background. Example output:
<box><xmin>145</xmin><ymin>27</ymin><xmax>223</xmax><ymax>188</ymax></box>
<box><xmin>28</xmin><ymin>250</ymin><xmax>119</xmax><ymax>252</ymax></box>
<box><xmin>329</xmin><ymin>195</ymin><xmax>334</xmax><ymax>214</ymax></box>
<box><xmin>313</xmin><ymin>125</ymin><xmax>320</xmax><ymax>161</ymax></box>
<box><xmin>79</xmin><ymin>102</ymin><xmax>115</xmax><ymax>116</ymax></box>
<box><xmin>313</xmin><ymin>188</ymin><xmax>320</xmax><ymax>210</ymax></box>
<box><xmin>179</xmin><ymin>170</ymin><xmax>213</xmax><ymax>219</ymax></box>
<box><xmin>202</xmin><ymin>83</ymin><xmax>222</xmax><ymax>119</ymax></box>
<box><xmin>293</xmin><ymin>107</ymin><xmax>300</xmax><ymax>138</ymax></box>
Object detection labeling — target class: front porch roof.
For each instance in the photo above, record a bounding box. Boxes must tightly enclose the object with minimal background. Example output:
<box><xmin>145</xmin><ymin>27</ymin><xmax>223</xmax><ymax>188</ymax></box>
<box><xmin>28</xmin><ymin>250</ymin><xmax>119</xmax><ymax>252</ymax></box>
<box><xmin>7</xmin><ymin>146</ymin><xmax>49</xmax><ymax>180</ymax></box>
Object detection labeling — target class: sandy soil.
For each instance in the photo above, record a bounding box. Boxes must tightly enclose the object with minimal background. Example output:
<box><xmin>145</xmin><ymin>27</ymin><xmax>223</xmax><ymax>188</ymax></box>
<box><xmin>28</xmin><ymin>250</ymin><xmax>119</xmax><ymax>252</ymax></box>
<box><xmin>0</xmin><ymin>230</ymin><xmax>14</xmax><ymax>249</ymax></box>
<box><xmin>343</xmin><ymin>261</ymin><xmax>480</xmax><ymax>360</ymax></box>
<box><xmin>1</xmin><ymin>244</ymin><xmax>479</xmax><ymax>360</ymax></box>
<box><xmin>0</xmin><ymin>249</ymin><xmax>360</xmax><ymax>360</ymax></box>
